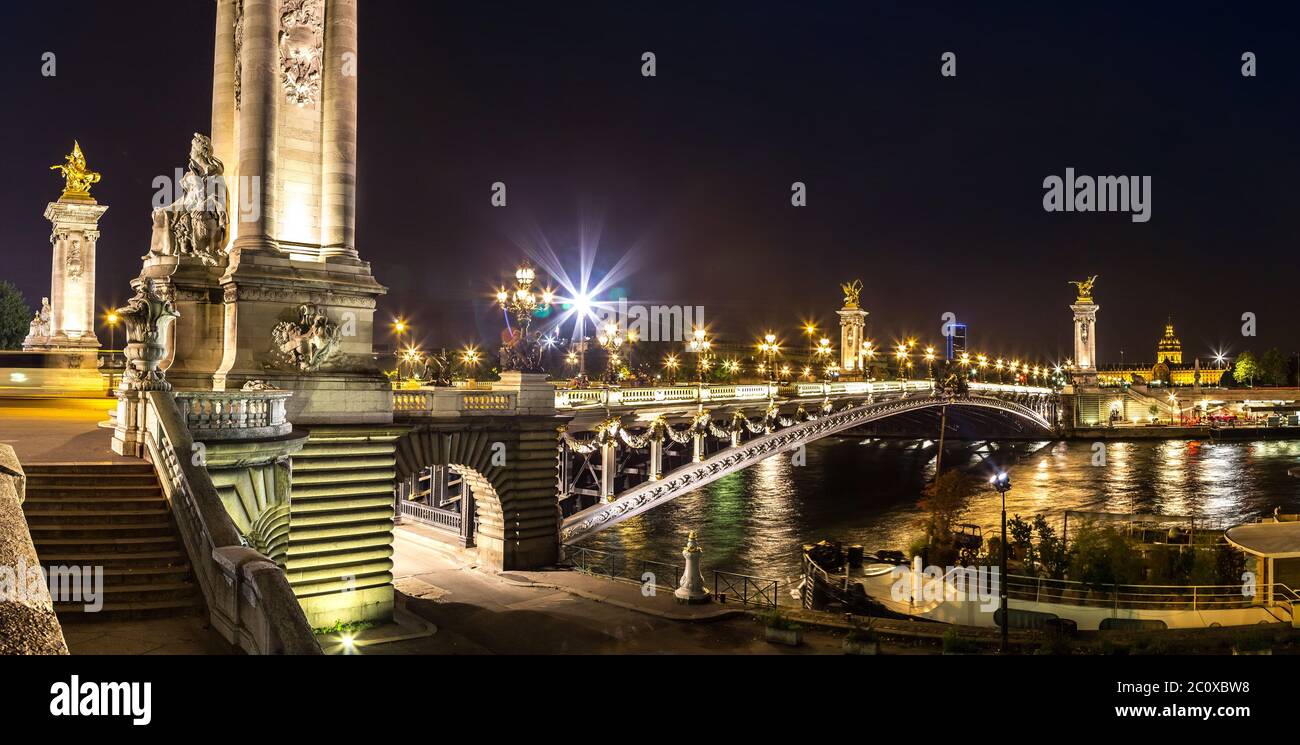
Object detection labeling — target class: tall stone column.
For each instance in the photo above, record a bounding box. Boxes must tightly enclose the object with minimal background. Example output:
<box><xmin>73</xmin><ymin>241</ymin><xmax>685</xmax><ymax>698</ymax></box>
<box><xmin>837</xmin><ymin>307</ymin><xmax>867</xmax><ymax>373</ymax></box>
<box><xmin>836</xmin><ymin>279</ymin><xmax>868</xmax><ymax>374</ymax></box>
<box><xmin>26</xmin><ymin>144</ymin><xmax>107</xmax><ymax>352</ymax></box>
<box><xmin>211</xmin><ymin>0</ymin><xmax>239</xmax><ymax>252</ymax></box>
<box><xmin>321</xmin><ymin>0</ymin><xmax>359</xmax><ymax>260</ymax></box>
<box><xmin>232</xmin><ymin>0</ymin><xmax>279</xmax><ymax>254</ymax></box>
<box><xmin>1070</xmin><ymin>293</ymin><xmax>1099</xmax><ymax>390</ymax></box>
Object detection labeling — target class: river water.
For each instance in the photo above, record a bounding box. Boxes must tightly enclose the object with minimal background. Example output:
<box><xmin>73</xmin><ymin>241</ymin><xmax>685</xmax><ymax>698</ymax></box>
<box><xmin>579</xmin><ymin>437</ymin><xmax>1300</xmax><ymax>589</ymax></box>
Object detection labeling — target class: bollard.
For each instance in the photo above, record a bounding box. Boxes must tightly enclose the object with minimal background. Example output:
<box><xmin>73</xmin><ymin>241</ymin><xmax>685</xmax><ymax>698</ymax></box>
<box><xmin>674</xmin><ymin>531</ymin><xmax>711</xmax><ymax>605</ymax></box>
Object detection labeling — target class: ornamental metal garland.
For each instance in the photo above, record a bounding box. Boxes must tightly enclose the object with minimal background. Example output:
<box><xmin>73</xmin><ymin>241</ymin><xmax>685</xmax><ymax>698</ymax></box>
<box><xmin>559</xmin><ymin>393</ymin><xmax>1054</xmax><ymax>543</ymax></box>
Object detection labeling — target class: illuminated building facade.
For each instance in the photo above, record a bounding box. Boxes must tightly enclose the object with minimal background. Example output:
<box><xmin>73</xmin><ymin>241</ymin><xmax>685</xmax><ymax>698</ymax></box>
<box><xmin>1096</xmin><ymin>319</ymin><xmax>1225</xmax><ymax>387</ymax></box>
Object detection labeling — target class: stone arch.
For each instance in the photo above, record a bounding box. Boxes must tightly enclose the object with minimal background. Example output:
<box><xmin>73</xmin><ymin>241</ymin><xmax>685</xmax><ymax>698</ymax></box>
<box><xmin>394</xmin><ymin>418</ymin><xmax>560</xmax><ymax>570</ymax></box>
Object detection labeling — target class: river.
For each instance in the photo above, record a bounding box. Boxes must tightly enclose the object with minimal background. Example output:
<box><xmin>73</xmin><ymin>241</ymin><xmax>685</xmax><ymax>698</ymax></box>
<box><xmin>578</xmin><ymin>437</ymin><xmax>1300</xmax><ymax>589</ymax></box>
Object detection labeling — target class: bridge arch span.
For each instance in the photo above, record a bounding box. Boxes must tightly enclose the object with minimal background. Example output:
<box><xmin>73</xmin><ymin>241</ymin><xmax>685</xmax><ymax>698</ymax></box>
<box><xmin>560</xmin><ymin>394</ymin><xmax>1054</xmax><ymax>544</ymax></box>
<box><xmin>395</xmin><ymin>419</ymin><xmax>561</xmax><ymax>570</ymax></box>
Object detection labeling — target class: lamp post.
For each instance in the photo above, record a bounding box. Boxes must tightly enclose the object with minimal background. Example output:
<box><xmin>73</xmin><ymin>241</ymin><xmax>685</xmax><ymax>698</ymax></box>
<box><xmin>495</xmin><ymin>261</ymin><xmax>553</xmax><ymax>373</ymax></box>
<box><xmin>924</xmin><ymin>346</ymin><xmax>936</xmax><ymax>379</ymax></box>
<box><xmin>460</xmin><ymin>346</ymin><xmax>481</xmax><ymax>381</ymax></box>
<box><xmin>664</xmin><ymin>353</ymin><xmax>680</xmax><ymax>384</ymax></box>
<box><xmin>815</xmin><ymin>337</ymin><xmax>833</xmax><ymax>380</ymax></box>
<box><xmin>390</xmin><ymin>318</ymin><xmax>409</xmax><ymax>379</ymax></box>
<box><xmin>758</xmin><ymin>332</ymin><xmax>779</xmax><ymax>400</ymax></box>
<box><xmin>990</xmin><ymin>471</ymin><xmax>1012</xmax><ymax>654</ymax></box>
<box><xmin>895</xmin><ymin>343</ymin><xmax>909</xmax><ymax>381</ymax></box>
<box><xmin>597</xmin><ymin>322</ymin><xmax>625</xmax><ymax>384</ymax></box>
<box><xmin>688</xmin><ymin>327</ymin><xmax>712</xmax><ymax>408</ymax></box>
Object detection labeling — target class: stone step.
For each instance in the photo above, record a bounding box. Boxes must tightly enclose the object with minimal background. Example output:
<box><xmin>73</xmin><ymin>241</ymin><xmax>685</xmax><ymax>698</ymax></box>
<box><xmin>23</xmin><ymin>462</ymin><xmax>155</xmax><ymax>476</ymax></box>
<box><xmin>25</xmin><ymin>473</ymin><xmax>159</xmax><ymax>487</ymax></box>
<box><xmin>22</xmin><ymin>509</ymin><xmax>171</xmax><ymax>525</ymax></box>
<box><xmin>25</xmin><ymin>484</ymin><xmax>166</xmax><ymax>498</ymax></box>
<box><xmin>33</xmin><ymin>536</ymin><xmax>181</xmax><ymax>551</ymax></box>
<box><xmin>23</xmin><ymin>494</ymin><xmax>167</xmax><ymax>504</ymax></box>
<box><xmin>83</xmin><ymin>565</ymin><xmax>194</xmax><ymax>586</ymax></box>
<box><xmin>37</xmin><ymin>549</ymin><xmax>188</xmax><ymax>567</ymax></box>
<box><xmin>28</xmin><ymin>522</ymin><xmax>177</xmax><ymax>539</ymax></box>
<box><xmin>53</xmin><ymin>598</ymin><xmax>202</xmax><ymax>621</ymax></box>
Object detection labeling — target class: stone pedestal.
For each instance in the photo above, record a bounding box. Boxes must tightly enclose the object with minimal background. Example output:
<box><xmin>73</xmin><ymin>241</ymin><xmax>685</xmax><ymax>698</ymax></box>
<box><xmin>675</xmin><ymin>532</ymin><xmax>710</xmax><ymax>604</ymax></box>
<box><xmin>24</xmin><ymin>197</ymin><xmax>107</xmax><ymax>351</ymax></box>
<box><xmin>494</xmin><ymin>371</ymin><xmax>558</xmax><ymax>415</ymax></box>
<box><xmin>837</xmin><ymin>306</ymin><xmax>868</xmax><ymax>373</ymax></box>
<box><xmin>212</xmin><ymin>249</ymin><xmax>391</xmax><ymax>424</ymax></box>
<box><xmin>1071</xmin><ymin>301</ymin><xmax>1099</xmax><ymax>371</ymax></box>
<box><xmin>140</xmin><ymin>255</ymin><xmax>226</xmax><ymax>392</ymax></box>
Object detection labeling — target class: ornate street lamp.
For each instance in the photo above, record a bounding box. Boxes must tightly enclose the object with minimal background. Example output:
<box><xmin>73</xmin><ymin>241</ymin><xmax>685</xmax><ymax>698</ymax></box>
<box><xmin>990</xmin><ymin>471</ymin><xmax>1012</xmax><ymax>654</ymax></box>
<box><xmin>663</xmin><ymin>353</ymin><xmax>680</xmax><ymax>384</ymax></box>
<box><xmin>924</xmin><ymin>346</ymin><xmax>936</xmax><ymax>379</ymax></box>
<box><xmin>688</xmin><ymin>327</ymin><xmax>712</xmax><ymax>408</ymax></box>
<box><xmin>495</xmin><ymin>260</ymin><xmax>553</xmax><ymax>373</ymax></box>
<box><xmin>460</xmin><ymin>346</ymin><xmax>481</xmax><ymax>380</ymax></box>
<box><xmin>597</xmin><ymin>322</ymin><xmax>626</xmax><ymax>384</ymax></box>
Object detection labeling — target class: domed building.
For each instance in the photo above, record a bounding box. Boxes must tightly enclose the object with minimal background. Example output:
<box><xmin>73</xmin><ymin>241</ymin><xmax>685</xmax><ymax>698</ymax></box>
<box><xmin>1097</xmin><ymin>318</ymin><xmax>1224</xmax><ymax>387</ymax></box>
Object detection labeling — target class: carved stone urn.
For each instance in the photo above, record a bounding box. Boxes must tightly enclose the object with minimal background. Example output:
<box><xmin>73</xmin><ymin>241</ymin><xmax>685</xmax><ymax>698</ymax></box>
<box><xmin>116</xmin><ymin>278</ymin><xmax>179</xmax><ymax>391</ymax></box>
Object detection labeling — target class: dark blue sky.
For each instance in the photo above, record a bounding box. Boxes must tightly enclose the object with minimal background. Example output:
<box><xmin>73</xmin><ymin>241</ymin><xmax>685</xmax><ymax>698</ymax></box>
<box><xmin>1</xmin><ymin>1</ymin><xmax>1295</xmax><ymax>365</ymax></box>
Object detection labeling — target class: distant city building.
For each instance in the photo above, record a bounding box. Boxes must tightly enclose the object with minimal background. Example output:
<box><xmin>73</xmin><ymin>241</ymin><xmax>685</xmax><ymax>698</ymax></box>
<box><xmin>1096</xmin><ymin>319</ymin><xmax>1224</xmax><ymax>387</ymax></box>
<box><xmin>945</xmin><ymin>323</ymin><xmax>967</xmax><ymax>361</ymax></box>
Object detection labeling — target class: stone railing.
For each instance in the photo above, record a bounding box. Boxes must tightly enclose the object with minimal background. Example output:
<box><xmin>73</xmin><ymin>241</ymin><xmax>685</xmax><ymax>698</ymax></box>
<box><xmin>142</xmin><ymin>391</ymin><xmax>319</xmax><ymax>655</ymax></box>
<box><xmin>394</xmin><ymin>387</ymin><xmax>518</xmax><ymax>418</ymax></box>
<box><xmin>174</xmin><ymin>390</ymin><xmax>294</xmax><ymax>440</ymax></box>
<box><xmin>0</xmin><ymin>445</ymin><xmax>68</xmax><ymax>654</ymax></box>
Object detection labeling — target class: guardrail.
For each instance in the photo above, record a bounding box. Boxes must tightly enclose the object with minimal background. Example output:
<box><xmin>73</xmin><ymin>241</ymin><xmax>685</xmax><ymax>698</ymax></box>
<box><xmin>561</xmin><ymin>545</ymin><xmax>681</xmax><ymax>590</ymax></box>
<box><xmin>143</xmin><ymin>391</ymin><xmax>320</xmax><ymax>655</ymax></box>
<box><xmin>714</xmin><ymin>570</ymin><xmax>781</xmax><ymax>607</ymax></box>
<box><xmin>1004</xmin><ymin>573</ymin><xmax>1295</xmax><ymax>612</ymax></box>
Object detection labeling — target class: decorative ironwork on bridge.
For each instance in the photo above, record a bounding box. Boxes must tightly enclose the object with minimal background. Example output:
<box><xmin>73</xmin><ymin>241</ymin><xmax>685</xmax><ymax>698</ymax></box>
<box><xmin>558</xmin><ymin>391</ymin><xmax>1055</xmax><ymax>544</ymax></box>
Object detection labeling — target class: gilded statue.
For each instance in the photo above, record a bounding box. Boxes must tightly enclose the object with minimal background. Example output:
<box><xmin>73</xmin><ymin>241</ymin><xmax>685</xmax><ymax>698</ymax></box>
<box><xmin>50</xmin><ymin>141</ymin><xmax>101</xmax><ymax>198</ymax></box>
<box><xmin>840</xmin><ymin>279</ymin><xmax>863</xmax><ymax>309</ymax></box>
<box><xmin>1068</xmin><ymin>275</ymin><xmax>1098</xmax><ymax>303</ymax></box>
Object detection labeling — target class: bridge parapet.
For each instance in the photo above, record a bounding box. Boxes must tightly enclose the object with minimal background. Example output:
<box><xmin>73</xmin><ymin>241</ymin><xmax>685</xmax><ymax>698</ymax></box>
<box><xmin>553</xmin><ymin>379</ymin><xmax>1054</xmax><ymax>412</ymax></box>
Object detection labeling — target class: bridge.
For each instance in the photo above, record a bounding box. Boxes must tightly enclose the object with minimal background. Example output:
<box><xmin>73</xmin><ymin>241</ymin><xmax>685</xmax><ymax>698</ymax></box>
<box><xmin>390</xmin><ymin>377</ymin><xmax>1057</xmax><ymax>551</ymax></box>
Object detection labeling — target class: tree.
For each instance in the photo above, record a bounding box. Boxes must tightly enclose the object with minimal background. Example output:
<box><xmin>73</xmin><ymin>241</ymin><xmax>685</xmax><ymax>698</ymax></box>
<box><xmin>1235</xmin><ymin>351</ymin><xmax>1258</xmax><ymax>388</ymax></box>
<box><xmin>1258</xmin><ymin>348</ymin><xmax>1288</xmax><ymax>387</ymax></box>
<box><xmin>1218</xmin><ymin>366</ymin><xmax>1237</xmax><ymax>388</ymax></box>
<box><xmin>1067</xmin><ymin>520</ymin><xmax>1144</xmax><ymax>591</ymax></box>
<box><xmin>0</xmin><ymin>282</ymin><xmax>31</xmax><ymax>349</ymax></box>
<box><xmin>916</xmin><ymin>469</ymin><xmax>974</xmax><ymax>566</ymax></box>
<box><xmin>1033</xmin><ymin>515</ymin><xmax>1069</xmax><ymax>579</ymax></box>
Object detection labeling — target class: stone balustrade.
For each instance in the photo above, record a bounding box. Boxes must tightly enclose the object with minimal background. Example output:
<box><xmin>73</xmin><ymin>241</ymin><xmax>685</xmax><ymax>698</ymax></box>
<box><xmin>141</xmin><ymin>392</ymin><xmax>319</xmax><ymax>654</ymax></box>
<box><xmin>174</xmin><ymin>390</ymin><xmax>293</xmax><ymax>440</ymax></box>
<box><xmin>394</xmin><ymin>387</ymin><xmax>518</xmax><ymax>418</ymax></box>
<box><xmin>395</xmin><ymin>379</ymin><xmax>1056</xmax><ymax>419</ymax></box>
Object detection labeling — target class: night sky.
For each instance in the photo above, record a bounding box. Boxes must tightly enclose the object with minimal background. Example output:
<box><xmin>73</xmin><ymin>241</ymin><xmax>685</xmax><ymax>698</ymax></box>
<box><xmin>2</xmin><ymin>1</ymin><xmax>1297</xmax><ymax>366</ymax></box>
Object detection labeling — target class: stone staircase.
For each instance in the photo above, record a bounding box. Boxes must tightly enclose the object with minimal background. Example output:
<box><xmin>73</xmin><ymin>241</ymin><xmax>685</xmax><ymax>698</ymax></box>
<box><xmin>22</xmin><ymin>462</ymin><xmax>203</xmax><ymax>620</ymax></box>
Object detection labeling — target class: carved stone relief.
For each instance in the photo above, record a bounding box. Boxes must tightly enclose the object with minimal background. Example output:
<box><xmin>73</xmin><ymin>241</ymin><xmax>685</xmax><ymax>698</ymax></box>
<box><xmin>278</xmin><ymin>0</ymin><xmax>324</xmax><ymax>106</ymax></box>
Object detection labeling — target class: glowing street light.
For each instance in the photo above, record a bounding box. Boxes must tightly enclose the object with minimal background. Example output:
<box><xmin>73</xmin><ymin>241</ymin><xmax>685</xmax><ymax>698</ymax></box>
<box><xmin>989</xmin><ymin>471</ymin><xmax>1012</xmax><ymax>654</ymax></box>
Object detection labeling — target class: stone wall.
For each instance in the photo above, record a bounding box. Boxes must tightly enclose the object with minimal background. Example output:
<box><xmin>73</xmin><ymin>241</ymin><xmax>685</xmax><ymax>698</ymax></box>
<box><xmin>0</xmin><ymin>445</ymin><xmax>68</xmax><ymax>655</ymax></box>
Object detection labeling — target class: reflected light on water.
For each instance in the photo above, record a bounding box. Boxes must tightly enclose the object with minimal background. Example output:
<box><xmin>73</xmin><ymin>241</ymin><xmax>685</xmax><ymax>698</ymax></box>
<box><xmin>583</xmin><ymin>438</ymin><xmax>1300</xmax><ymax>580</ymax></box>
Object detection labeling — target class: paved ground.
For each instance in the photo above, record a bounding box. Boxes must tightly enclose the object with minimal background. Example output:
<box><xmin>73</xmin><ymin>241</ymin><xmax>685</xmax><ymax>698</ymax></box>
<box><xmin>0</xmin><ymin>396</ymin><xmax>125</xmax><ymax>463</ymax></box>
<box><xmin>365</xmin><ymin>525</ymin><xmax>895</xmax><ymax>655</ymax></box>
<box><xmin>59</xmin><ymin>613</ymin><xmax>232</xmax><ymax>655</ymax></box>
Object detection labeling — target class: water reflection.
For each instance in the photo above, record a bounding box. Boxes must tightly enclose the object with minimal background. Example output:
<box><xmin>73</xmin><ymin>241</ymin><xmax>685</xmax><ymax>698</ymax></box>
<box><xmin>582</xmin><ymin>437</ymin><xmax>1300</xmax><ymax>581</ymax></box>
